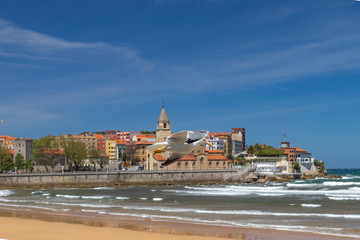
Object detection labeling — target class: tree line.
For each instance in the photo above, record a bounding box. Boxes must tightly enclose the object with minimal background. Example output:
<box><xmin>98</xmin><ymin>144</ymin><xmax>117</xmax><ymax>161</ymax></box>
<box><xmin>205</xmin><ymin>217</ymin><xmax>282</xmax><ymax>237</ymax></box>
<box><xmin>32</xmin><ymin>135</ymin><xmax>110</xmax><ymax>172</ymax></box>
<box><xmin>0</xmin><ymin>135</ymin><xmax>112</xmax><ymax>173</ymax></box>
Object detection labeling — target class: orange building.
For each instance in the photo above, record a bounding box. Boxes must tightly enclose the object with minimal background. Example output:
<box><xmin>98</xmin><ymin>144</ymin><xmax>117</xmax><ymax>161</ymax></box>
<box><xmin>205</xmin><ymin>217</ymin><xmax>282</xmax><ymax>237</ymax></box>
<box><xmin>279</xmin><ymin>141</ymin><xmax>312</xmax><ymax>162</ymax></box>
<box><xmin>0</xmin><ymin>135</ymin><xmax>18</xmax><ymax>155</ymax></box>
<box><xmin>134</xmin><ymin>139</ymin><xmax>154</xmax><ymax>166</ymax></box>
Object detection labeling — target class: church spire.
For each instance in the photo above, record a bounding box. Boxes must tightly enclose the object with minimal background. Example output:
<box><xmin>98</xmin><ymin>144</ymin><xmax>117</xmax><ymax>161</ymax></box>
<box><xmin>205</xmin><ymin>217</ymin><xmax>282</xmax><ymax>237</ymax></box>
<box><xmin>158</xmin><ymin>106</ymin><xmax>169</xmax><ymax>124</ymax></box>
<box><xmin>156</xmin><ymin>105</ymin><xmax>171</xmax><ymax>142</ymax></box>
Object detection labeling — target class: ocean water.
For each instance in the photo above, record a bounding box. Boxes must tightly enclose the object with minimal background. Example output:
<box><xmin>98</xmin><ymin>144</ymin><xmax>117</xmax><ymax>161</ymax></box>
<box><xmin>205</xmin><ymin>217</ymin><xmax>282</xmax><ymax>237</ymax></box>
<box><xmin>0</xmin><ymin>169</ymin><xmax>360</xmax><ymax>238</ymax></box>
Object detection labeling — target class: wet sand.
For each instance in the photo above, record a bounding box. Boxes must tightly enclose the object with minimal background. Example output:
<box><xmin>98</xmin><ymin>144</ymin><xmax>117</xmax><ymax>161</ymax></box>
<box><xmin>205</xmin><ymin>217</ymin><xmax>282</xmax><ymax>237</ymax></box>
<box><xmin>0</xmin><ymin>207</ymin><xmax>353</xmax><ymax>240</ymax></box>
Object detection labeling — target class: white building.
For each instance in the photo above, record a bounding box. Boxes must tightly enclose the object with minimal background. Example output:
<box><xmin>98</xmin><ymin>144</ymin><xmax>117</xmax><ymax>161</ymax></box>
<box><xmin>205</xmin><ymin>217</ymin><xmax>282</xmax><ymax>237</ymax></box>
<box><xmin>205</xmin><ymin>137</ymin><xmax>224</xmax><ymax>151</ymax></box>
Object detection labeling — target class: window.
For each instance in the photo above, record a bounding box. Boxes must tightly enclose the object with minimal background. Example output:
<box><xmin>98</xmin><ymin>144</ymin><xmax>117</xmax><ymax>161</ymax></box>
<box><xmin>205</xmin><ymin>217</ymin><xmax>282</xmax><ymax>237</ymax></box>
<box><xmin>192</xmin><ymin>162</ymin><xmax>196</xmax><ymax>166</ymax></box>
<box><xmin>164</xmin><ymin>123</ymin><xmax>167</xmax><ymax>128</ymax></box>
<box><xmin>209</xmin><ymin>162</ymin><xmax>212</xmax><ymax>166</ymax></box>
<box><xmin>177</xmin><ymin>162</ymin><xmax>181</xmax><ymax>167</ymax></box>
<box><xmin>216</xmin><ymin>162</ymin><xmax>219</xmax><ymax>166</ymax></box>
<box><xmin>185</xmin><ymin>162</ymin><xmax>188</xmax><ymax>166</ymax></box>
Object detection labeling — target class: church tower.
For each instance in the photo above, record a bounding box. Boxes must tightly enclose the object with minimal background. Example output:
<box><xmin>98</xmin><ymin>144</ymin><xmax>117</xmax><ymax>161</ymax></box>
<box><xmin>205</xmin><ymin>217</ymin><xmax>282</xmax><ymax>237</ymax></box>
<box><xmin>156</xmin><ymin>105</ymin><xmax>171</xmax><ymax>142</ymax></box>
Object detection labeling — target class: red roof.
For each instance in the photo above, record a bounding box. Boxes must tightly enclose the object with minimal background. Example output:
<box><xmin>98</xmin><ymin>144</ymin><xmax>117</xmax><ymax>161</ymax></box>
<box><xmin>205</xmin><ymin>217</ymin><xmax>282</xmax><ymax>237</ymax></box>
<box><xmin>208</xmin><ymin>154</ymin><xmax>228</xmax><ymax>160</ymax></box>
<box><xmin>208</xmin><ymin>149</ymin><xmax>224</xmax><ymax>154</ymax></box>
<box><xmin>295</xmin><ymin>147</ymin><xmax>307</xmax><ymax>152</ymax></box>
<box><xmin>95</xmin><ymin>134</ymin><xmax>105</xmax><ymax>139</ymax></box>
<box><xmin>135</xmin><ymin>140</ymin><xmax>154</xmax><ymax>145</ymax></box>
<box><xmin>134</xmin><ymin>134</ymin><xmax>156</xmax><ymax>139</ymax></box>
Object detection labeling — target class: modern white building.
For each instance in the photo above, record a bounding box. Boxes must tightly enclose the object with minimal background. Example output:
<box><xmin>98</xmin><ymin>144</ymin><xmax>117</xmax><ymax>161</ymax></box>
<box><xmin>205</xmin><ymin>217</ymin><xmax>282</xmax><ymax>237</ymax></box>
<box><xmin>205</xmin><ymin>137</ymin><xmax>224</xmax><ymax>151</ymax></box>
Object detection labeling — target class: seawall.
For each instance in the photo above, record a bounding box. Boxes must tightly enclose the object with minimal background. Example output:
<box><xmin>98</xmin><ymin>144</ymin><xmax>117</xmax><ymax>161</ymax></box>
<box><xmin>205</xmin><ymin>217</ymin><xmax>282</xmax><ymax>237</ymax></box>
<box><xmin>0</xmin><ymin>170</ymin><xmax>240</xmax><ymax>188</ymax></box>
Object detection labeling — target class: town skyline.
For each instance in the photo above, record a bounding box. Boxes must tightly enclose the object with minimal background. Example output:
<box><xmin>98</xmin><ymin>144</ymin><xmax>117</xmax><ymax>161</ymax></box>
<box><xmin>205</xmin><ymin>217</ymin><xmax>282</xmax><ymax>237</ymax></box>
<box><xmin>1</xmin><ymin>0</ymin><xmax>360</xmax><ymax>169</ymax></box>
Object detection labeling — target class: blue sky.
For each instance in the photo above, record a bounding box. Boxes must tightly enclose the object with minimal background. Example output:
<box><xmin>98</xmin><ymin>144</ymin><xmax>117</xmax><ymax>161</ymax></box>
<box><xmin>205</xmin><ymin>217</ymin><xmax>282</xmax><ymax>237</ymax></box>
<box><xmin>1</xmin><ymin>0</ymin><xmax>360</xmax><ymax>168</ymax></box>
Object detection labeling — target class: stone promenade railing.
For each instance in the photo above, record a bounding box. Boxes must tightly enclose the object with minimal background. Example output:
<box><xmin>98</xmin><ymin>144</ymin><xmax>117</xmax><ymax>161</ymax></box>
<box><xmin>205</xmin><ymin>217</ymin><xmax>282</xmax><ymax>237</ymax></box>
<box><xmin>0</xmin><ymin>170</ymin><xmax>238</xmax><ymax>188</ymax></box>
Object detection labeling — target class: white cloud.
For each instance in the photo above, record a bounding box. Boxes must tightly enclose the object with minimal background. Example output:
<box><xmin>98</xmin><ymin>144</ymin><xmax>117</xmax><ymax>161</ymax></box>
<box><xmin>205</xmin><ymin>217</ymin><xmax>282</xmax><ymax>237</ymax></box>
<box><xmin>0</xmin><ymin>19</ymin><xmax>152</xmax><ymax>71</ymax></box>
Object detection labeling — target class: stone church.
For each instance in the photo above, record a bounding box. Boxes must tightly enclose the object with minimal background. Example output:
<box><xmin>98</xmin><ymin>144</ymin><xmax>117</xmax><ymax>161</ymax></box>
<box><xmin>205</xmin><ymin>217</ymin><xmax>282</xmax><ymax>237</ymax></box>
<box><xmin>145</xmin><ymin>106</ymin><xmax>230</xmax><ymax>171</ymax></box>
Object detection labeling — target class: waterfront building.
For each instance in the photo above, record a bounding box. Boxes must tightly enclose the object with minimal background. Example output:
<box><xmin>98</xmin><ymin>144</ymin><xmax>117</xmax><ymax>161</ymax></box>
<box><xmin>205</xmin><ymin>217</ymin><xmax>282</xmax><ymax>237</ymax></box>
<box><xmin>105</xmin><ymin>139</ymin><xmax>118</xmax><ymax>170</ymax></box>
<box><xmin>116</xmin><ymin>139</ymin><xmax>126</xmax><ymax>159</ymax></box>
<box><xmin>73</xmin><ymin>133</ymin><xmax>97</xmax><ymax>152</ymax></box>
<box><xmin>208</xmin><ymin>128</ymin><xmax>246</xmax><ymax>156</ymax></box>
<box><xmin>146</xmin><ymin>106</ymin><xmax>231</xmax><ymax>171</ymax></box>
<box><xmin>278</xmin><ymin>140</ymin><xmax>316</xmax><ymax>173</ymax></box>
<box><xmin>206</xmin><ymin>137</ymin><xmax>224</xmax><ymax>151</ymax></box>
<box><xmin>117</xmin><ymin>131</ymin><xmax>133</xmax><ymax>142</ymax></box>
<box><xmin>208</xmin><ymin>132</ymin><xmax>232</xmax><ymax>156</ymax></box>
<box><xmin>105</xmin><ymin>140</ymin><xmax>117</xmax><ymax>161</ymax></box>
<box><xmin>0</xmin><ymin>135</ymin><xmax>18</xmax><ymax>154</ymax></box>
<box><xmin>95</xmin><ymin>134</ymin><xmax>106</xmax><ymax>155</ymax></box>
<box><xmin>231</xmin><ymin>128</ymin><xmax>246</xmax><ymax>155</ymax></box>
<box><xmin>13</xmin><ymin>138</ymin><xmax>33</xmax><ymax>161</ymax></box>
<box><xmin>134</xmin><ymin>139</ymin><xmax>154</xmax><ymax>167</ymax></box>
<box><xmin>105</xmin><ymin>130</ymin><xmax>134</xmax><ymax>142</ymax></box>
<box><xmin>245</xmin><ymin>154</ymin><xmax>292</xmax><ymax>174</ymax></box>
<box><xmin>132</xmin><ymin>133</ymin><xmax>156</xmax><ymax>143</ymax></box>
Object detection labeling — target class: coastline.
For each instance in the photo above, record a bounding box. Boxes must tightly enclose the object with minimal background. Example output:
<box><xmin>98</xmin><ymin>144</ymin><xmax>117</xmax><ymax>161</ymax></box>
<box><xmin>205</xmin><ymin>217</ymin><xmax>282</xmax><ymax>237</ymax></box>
<box><xmin>0</xmin><ymin>207</ymin><xmax>354</xmax><ymax>240</ymax></box>
<box><xmin>0</xmin><ymin>169</ymin><xmax>336</xmax><ymax>189</ymax></box>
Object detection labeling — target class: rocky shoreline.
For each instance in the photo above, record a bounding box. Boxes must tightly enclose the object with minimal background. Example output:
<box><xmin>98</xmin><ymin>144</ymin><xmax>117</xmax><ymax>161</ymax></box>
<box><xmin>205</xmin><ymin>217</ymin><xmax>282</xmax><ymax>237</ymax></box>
<box><xmin>242</xmin><ymin>167</ymin><xmax>341</xmax><ymax>184</ymax></box>
<box><xmin>0</xmin><ymin>167</ymin><xmax>342</xmax><ymax>189</ymax></box>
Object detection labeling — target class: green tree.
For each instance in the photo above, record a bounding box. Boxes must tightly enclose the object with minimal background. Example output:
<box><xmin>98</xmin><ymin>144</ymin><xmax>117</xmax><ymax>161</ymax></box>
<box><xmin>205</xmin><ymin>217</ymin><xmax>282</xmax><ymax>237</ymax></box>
<box><xmin>314</xmin><ymin>159</ymin><xmax>326</xmax><ymax>174</ymax></box>
<box><xmin>0</xmin><ymin>145</ymin><xmax>10</xmax><ymax>171</ymax></box>
<box><xmin>15</xmin><ymin>153</ymin><xmax>25</xmax><ymax>171</ymax></box>
<box><xmin>125</xmin><ymin>142</ymin><xmax>137</xmax><ymax>166</ymax></box>
<box><xmin>247</xmin><ymin>143</ymin><xmax>284</xmax><ymax>156</ymax></box>
<box><xmin>121</xmin><ymin>152</ymin><xmax>127</xmax><ymax>167</ymax></box>
<box><xmin>98</xmin><ymin>156</ymin><xmax>109</xmax><ymax>170</ymax></box>
<box><xmin>247</xmin><ymin>145</ymin><xmax>254</xmax><ymax>154</ymax></box>
<box><xmin>235</xmin><ymin>154</ymin><xmax>247</xmax><ymax>166</ymax></box>
<box><xmin>25</xmin><ymin>158</ymin><xmax>34</xmax><ymax>173</ymax></box>
<box><xmin>32</xmin><ymin>135</ymin><xmax>63</xmax><ymax>172</ymax></box>
<box><xmin>64</xmin><ymin>139</ymin><xmax>87</xmax><ymax>171</ymax></box>
<box><xmin>292</xmin><ymin>161</ymin><xmax>300</xmax><ymax>172</ymax></box>
<box><xmin>140</xmin><ymin>131</ymin><xmax>156</xmax><ymax>134</ymax></box>
<box><xmin>2</xmin><ymin>155</ymin><xmax>14</xmax><ymax>171</ymax></box>
<box><xmin>88</xmin><ymin>148</ymin><xmax>102</xmax><ymax>170</ymax></box>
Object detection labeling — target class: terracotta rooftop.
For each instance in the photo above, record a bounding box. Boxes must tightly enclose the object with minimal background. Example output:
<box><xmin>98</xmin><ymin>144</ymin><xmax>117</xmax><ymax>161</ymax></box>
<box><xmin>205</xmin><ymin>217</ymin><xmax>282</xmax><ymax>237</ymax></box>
<box><xmin>134</xmin><ymin>139</ymin><xmax>154</xmax><ymax>145</ymax></box>
<box><xmin>294</xmin><ymin>147</ymin><xmax>308</xmax><ymax>152</ymax></box>
<box><xmin>208</xmin><ymin>149</ymin><xmax>224</xmax><ymax>154</ymax></box>
<box><xmin>208</xmin><ymin>154</ymin><xmax>228</xmax><ymax>160</ymax></box>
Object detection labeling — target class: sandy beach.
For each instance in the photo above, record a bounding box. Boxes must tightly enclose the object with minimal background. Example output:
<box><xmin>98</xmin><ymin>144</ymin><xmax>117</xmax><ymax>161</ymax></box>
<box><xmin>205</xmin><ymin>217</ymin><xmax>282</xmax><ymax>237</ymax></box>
<box><xmin>0</xmin><ymin>208</ymin><xmax>353</xmax><ymax>240</ymax></box>
<box><xmin>0</xmin><ymin>216</ymin><xmax>233</xmax><ymax>240</ymax></box>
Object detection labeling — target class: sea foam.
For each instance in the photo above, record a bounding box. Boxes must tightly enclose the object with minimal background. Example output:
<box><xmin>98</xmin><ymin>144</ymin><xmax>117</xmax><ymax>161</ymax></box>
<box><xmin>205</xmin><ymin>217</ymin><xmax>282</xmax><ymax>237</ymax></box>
<box><xmin>0</xmin><ymin>190</ymin><xmax>13</xmax><ymax>197</ymax></box>
<box><xmin>301</xmin><ymin>204</ymin><xmax>322</xmax><ymax>208</ymax></box>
